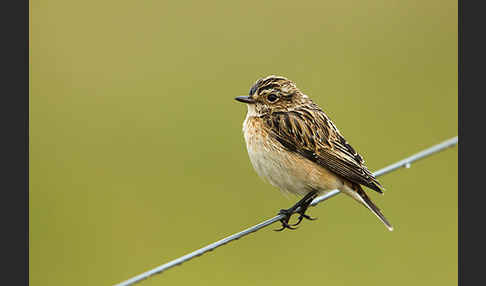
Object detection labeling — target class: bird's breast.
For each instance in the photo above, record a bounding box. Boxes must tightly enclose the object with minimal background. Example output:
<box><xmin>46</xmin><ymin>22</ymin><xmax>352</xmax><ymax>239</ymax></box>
<box><xmin>242</xmin><ymin>115</ymin><xmax>343</xmax><ymax>196</ymax></box>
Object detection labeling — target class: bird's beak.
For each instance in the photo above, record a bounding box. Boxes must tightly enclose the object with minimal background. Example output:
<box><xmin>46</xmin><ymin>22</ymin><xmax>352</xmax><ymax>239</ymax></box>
<box><xmin>235</xmin><ymin>96</ymin><xmax>255</xmax><ymax>104</ymax></box>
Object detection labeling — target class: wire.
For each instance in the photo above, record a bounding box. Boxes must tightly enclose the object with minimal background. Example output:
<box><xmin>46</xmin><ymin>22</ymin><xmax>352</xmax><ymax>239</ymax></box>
<box><xmin>114</xmin><ymin>136</ymin><xmax>458</xmax><ymax>286</ymax></box>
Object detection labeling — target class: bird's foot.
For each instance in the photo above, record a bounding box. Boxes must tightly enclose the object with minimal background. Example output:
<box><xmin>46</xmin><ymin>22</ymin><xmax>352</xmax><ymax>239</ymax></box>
<box><xmin>274</xmin><ymin>190</ymin><xmax>319</xmax><ymax>231</ymax></box>
<box><xmin>291</xmin><ymin>210</ymin><xmax>318</xmax><ymax>227</ymax></box>
<box><xmin>274</xmin><ymin>208</ymin><xmax>299</xmax><ymax>231</ymax></box>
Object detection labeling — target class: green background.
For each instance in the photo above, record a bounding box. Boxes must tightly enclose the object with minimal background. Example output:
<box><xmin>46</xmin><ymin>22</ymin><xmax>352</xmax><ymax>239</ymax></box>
<box><xmin>30</xmin><ymin>0</ymin><xmax>457</xmax><ymax>285</ymax></box>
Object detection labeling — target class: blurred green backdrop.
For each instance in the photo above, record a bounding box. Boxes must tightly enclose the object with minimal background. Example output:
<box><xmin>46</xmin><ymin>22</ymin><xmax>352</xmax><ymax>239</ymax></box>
<box><xmin>30</xmin><ymin>0</ymin><xmax>457</xmax><ymax>285</ymax></box>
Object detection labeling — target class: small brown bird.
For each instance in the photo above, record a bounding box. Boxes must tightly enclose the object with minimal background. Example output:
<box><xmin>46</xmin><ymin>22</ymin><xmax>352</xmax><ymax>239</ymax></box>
<box><xmin>235</xmin><ymin>75</ymin><xmax>393</xmax><ymax>231</ymax></box>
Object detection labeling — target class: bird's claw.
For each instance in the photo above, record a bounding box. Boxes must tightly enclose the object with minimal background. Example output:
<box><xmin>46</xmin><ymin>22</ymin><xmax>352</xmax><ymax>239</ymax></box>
<box><xmin>274</xmin><ymin>191</ymin><xmax>319</xmax><ymax>231</ymax></box>
<box><xmin>274</xmin><ymin>209</ymin><xmax>299</xmax><ymax>231</ymax></box>
<box><xmin>274</xmin><ymin>220</ymin><xmax>298</xmax><ymax>231</ymax></box>
<box><xmin>290</xmin><ymin>213</ymin><xmax>318</xmax><ymax>226</ymax></box>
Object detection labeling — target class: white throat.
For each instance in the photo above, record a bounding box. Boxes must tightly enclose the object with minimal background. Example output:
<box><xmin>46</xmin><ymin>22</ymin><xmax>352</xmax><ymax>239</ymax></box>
<box><xmin>246</xmin><ymin>104</ymin><xmax>259</xmax><ymax>117</ymax></box>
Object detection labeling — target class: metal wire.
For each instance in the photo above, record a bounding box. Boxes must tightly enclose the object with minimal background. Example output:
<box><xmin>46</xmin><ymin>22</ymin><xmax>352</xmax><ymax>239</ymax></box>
<box><xmin>114</xmin><ymin>136</ymin><xmax>458</xmax><ymax>286</ymax></box>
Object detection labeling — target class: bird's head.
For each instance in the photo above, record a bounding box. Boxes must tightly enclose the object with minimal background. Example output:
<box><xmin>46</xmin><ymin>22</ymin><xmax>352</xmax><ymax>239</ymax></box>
<box><xmin>235</xmin><ymin>75</ymin><xmax>311</xmax><ymax>116</ymax></box>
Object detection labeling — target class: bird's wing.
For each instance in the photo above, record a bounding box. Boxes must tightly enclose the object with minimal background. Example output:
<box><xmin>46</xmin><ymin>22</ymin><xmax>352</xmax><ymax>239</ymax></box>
<box><xmin>263</xmin><ymin>105</ymin><xmax>383</xmax><ymax>193</ymax></box>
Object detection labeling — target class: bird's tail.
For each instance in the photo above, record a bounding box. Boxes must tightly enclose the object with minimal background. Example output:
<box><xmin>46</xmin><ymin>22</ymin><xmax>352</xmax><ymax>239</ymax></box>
<box><xmin>346</xmin><ymin>183</ymin><xmax>394</xmax><ymax>231</ymax></box>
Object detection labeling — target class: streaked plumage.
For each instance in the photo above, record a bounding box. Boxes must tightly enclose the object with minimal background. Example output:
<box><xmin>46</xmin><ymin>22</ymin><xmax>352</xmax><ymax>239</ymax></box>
<box><xmin>236</xmin><ymin>75</ymin><xmax>393</xmax><ymax>231</ymax></box>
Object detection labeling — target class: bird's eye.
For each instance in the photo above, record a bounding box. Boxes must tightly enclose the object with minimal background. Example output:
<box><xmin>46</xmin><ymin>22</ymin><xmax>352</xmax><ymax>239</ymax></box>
<box><xmin>267</xmin><ymin>94</ymin><xmax>278</xmax><ymax>102</ymax></box>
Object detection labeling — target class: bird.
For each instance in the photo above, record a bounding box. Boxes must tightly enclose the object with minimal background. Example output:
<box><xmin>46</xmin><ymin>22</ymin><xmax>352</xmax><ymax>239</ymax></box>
<box><xmin>235</xmin><ymin>75</ymin><xmax>393</xmax><ymax>231</ymax></box>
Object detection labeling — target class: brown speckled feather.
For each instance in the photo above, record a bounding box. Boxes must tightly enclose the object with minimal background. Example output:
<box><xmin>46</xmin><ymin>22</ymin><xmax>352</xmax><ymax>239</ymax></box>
<box><xmin>262</xmin><ymin>104</ymin><xmax>384</xmax><ymax>194</ymax></box>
